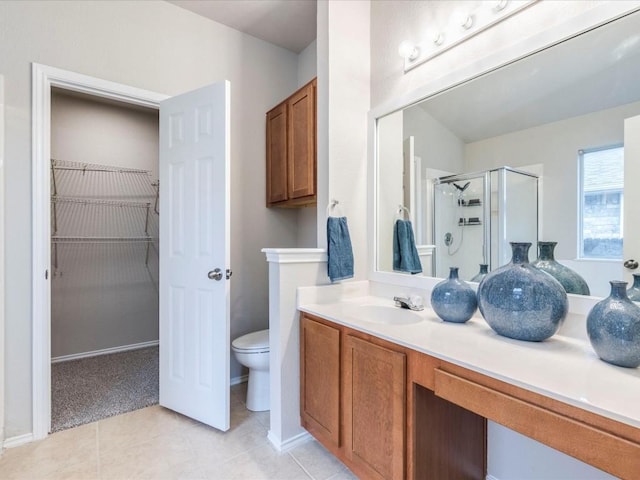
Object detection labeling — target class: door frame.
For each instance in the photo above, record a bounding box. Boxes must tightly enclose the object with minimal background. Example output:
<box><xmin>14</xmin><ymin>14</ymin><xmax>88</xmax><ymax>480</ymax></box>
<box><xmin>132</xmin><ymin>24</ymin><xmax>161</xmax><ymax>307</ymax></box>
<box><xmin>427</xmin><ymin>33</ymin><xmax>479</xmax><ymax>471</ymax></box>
<box><xmin>31</xmin><ymin>63</ymin><xmax>168</xmax><ymax>439</ymax></box>
<box><xmin>0</xmin><ymin>74</ymin><xmax>6</xmax><ymax>447</ymax></box>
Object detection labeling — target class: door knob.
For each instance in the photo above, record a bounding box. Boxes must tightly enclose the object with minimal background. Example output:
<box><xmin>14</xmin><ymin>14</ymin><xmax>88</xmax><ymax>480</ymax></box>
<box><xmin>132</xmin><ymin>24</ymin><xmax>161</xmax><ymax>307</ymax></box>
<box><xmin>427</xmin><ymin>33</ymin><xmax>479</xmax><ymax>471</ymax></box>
<box><xmin>624</xmin><ymin>259</ymin><xmax>639</xmax><ymax>270</ymax></box>
<box><xmin>208</xmin><ymin>268</ymin><xmax>223</xmax><ymax>281</ymax></box>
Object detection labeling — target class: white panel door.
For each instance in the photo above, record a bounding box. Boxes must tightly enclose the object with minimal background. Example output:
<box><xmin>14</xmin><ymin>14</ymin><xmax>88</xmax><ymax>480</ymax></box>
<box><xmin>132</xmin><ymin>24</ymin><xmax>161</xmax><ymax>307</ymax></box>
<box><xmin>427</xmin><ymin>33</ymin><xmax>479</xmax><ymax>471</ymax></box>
<box><xmin>624</xmin><ymin>114</ymin><xmax>640</xmax><ymax>284</ymax></box>
<box><xmin>159</xmin><ymin>81</ymin><xmax>230</xmax><ymax>431</ymax></box>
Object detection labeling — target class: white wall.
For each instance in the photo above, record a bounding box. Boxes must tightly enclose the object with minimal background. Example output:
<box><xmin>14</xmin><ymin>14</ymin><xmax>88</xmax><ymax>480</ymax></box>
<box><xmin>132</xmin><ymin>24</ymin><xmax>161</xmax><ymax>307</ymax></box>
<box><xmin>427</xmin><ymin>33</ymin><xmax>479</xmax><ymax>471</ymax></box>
<box><xmin>369</xmin><ymin>1</ymin><xmax>640</xmax><ymax>478</ymax></box>
<box><xmin>403</xmin><ymin>105</ymin><xmax>464</xmax><ymax>174</ymax></box>
<box><xmin>317</xmin><ymin>0</ymin><xmax>370</xmax><ymax>280</ymax></box>
<box><xmin>296</xmin><ymin>40</ymin><xmax>319</xmax><ymax>248</ymax></box>
<box><xmin>0</xmin><ymin>0</ymin><xmax>301</xmax><ymax>439</ymax></box>
<box><xmin>51</xmin><ymin>91</ymin><xmax>160</xmax><ymax>177</ymax></box>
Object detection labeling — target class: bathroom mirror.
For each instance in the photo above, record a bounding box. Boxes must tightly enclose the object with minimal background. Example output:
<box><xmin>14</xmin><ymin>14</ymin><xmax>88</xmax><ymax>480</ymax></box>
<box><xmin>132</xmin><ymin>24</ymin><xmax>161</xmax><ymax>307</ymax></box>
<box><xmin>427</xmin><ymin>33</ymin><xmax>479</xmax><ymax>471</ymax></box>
<box><xmin>375</xmin><ymin>11</ymin><xmax>640</xmax><ymax>298</ymax></box>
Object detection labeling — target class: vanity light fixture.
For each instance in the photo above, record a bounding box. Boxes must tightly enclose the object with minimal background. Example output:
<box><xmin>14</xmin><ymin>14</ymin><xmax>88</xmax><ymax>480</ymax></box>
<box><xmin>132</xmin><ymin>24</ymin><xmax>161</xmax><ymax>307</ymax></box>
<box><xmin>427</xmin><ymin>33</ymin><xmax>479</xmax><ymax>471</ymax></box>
<box><xmin>400</xmin><ymin>0</ymin><xmax>538</xmax><ymax>73</ymax></box>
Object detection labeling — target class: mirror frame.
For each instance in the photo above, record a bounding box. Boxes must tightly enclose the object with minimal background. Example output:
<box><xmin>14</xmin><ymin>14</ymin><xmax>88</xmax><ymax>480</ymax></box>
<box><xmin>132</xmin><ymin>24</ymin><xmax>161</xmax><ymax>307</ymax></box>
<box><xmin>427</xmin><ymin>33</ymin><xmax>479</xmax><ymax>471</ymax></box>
<box><xmin>367</xmin><ymin>5</ymin><xmax>640</xmax><ymax>292</ymax></box>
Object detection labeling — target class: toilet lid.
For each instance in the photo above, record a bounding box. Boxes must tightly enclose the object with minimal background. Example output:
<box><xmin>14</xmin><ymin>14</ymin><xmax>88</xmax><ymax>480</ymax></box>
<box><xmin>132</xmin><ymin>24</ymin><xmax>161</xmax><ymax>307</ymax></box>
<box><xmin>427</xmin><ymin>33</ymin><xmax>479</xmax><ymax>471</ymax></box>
<box><xmin>232</xmin><ymin>329</ymin><xmax>269</xmax><ymax>351</ymax></box>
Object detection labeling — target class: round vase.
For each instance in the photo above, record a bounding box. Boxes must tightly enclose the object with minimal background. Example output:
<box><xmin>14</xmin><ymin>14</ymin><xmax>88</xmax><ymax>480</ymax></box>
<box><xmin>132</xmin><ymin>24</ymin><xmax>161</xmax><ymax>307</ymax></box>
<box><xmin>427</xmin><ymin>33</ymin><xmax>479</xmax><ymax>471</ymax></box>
<box><xmin>477</xmin><ymin>242</ymin><xmax>568</xmax><ymax>341</ymax></box>
<box><xmin>470</xmin><ymin>264</ymin><xmax>489</xmax><ymax>283</ymax></box>
<box><xmin>531</xmin><ymin>241</ymin><xmax>590</xmax><ymax>296</ymax></box>
<box><xmin>587</xmin><ymin>281</ymin><xmax>640</xmax><ymax>368</ymax></box>
<box><xmin>430</xmin><ymin>267</ymin><xmax>477</xmax><ymax>323</ymax></box>
<box><xmin>627</xmin><ymin>273</ymin><xmax>640</xmax><ymax>302</ymax></box>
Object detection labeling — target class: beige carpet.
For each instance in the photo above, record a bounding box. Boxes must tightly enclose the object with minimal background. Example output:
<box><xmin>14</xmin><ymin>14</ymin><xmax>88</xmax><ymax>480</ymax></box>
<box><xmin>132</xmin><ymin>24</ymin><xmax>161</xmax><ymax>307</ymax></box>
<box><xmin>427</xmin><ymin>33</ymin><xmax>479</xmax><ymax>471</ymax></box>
<box><xmin>51</xmin><ymin>346</ymin><xmax>159</xmax><ymax>432</ymax></box>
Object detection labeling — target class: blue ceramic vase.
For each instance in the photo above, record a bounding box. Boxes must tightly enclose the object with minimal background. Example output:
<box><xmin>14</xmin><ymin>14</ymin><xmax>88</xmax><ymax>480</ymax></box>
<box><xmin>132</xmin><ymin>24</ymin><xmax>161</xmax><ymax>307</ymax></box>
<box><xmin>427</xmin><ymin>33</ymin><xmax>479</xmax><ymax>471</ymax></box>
<box><xmin>430</xmin><ymin>267</ymin><xmax>477</xmax><ymax>323</ymax></box>
<box><xmin>531</xmin><ymin>241</ymin><xmax>590</xmax><ymax>295</ymax></box>
<box><xmin>470</xmin><ymin>264</ymin><xmax>489</xmax><ymax>283</ymax></box>
<box><xmin>587</xmin><ymin>281</ymin><xmax>640</xmax><ymax>368</ymax></box>
<box><xmin>477</xmin><ymin>242</ymin><xmax>568</xmax><ymax>341</ymax></box>
<box><xmin>627</xmin><ymin>274</ymin><xmax>640</xmax><ymax>302</ymax></box>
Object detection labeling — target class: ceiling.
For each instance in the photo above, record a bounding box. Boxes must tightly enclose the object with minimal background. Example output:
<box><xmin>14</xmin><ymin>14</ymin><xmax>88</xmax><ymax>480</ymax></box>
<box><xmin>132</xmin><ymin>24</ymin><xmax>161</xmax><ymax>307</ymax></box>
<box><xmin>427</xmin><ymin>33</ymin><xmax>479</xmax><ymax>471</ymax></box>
<box><xmin>167</xmin><ymin>0</ymin><xmax>317</xmax><ymax>53</ymax></box>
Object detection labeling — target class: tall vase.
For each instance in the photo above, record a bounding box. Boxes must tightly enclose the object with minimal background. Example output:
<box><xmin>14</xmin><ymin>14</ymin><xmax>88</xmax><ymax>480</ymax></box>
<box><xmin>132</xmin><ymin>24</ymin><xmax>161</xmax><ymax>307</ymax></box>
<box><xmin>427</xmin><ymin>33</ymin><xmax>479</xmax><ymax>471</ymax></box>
<box><xmin>627</xmin><ymin>273</ymin><xmax>640</xmax><ymax>302</ymax></box>
<box><xmin>531</xmin><ymin>241</ymin><xmax>590</xmax><ymax>295</ymax></box>
<box><xmin>430</xmin><ymin>267</ymin><xmax>477</xmax><ymax>323</ymax></box>
<box><xmin>470</xmin><ymin>264</ymin><xmax>489</xmax><ymax>283</ymax></box>
<box><xmin>477</xmin><ymin>242</ymin><xmax>568</xmax><ymax>341</ymax></box>
<box><xmin>587</xmin><ymin>281</ymin><xmax>640</xmax><ymax>368</ymax></box>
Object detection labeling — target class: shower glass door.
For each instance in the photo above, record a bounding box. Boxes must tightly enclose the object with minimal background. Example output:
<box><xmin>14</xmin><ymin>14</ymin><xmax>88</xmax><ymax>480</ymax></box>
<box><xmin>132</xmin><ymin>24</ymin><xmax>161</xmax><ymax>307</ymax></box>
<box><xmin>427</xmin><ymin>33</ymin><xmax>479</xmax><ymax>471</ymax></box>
<box><xmin>433</xmin><ymin>173</ymin><xmax>488</xmax><ymax>280</ymax></box>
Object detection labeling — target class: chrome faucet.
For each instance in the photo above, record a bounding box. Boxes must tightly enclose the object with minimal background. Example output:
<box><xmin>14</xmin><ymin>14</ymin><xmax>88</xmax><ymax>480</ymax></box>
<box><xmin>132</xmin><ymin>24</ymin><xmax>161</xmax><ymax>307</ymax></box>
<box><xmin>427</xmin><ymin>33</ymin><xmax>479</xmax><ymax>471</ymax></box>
<box><xmin>393</xmin><ymin>295</ymin><xmax>424</xmax><ymax>311</ymax></box>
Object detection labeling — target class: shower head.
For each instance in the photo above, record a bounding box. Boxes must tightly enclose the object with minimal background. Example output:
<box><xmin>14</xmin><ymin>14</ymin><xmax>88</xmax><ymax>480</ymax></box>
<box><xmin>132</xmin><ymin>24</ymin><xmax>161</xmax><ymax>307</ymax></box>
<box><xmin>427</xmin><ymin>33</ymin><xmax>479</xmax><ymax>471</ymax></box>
<box><xmin>453</xmin><ymin>181</ymin><xmax>470</xmax><ymax>193</ymax></box>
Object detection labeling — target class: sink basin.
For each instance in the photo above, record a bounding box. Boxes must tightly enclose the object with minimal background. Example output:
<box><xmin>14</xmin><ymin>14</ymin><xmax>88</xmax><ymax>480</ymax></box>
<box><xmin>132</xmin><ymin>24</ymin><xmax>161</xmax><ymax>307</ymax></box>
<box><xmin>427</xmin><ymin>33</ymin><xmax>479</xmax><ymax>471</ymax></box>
<box><xmin>345</xmin><ymin>304</ymin><xmax>423</xmax><ymax>325</ymax></box>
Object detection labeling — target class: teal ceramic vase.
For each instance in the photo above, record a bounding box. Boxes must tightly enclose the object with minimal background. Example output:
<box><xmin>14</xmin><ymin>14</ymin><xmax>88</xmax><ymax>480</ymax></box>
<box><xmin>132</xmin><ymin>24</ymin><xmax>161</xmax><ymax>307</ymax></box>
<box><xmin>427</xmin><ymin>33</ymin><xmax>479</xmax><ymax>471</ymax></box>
<box><xmin>531</xmin><ymin>241</ymin><xmax>590</xmax><ymax>295</ymax></box>
<box><xmin>587</xmin><ymin>281</ymin><xmax>640</xmax><ymax>368</ymax></box>
<box><xmin>627</xmin><ymin>273</ymin><xmax>640</xmax><ymax>302</ymax></box>
<box><xmin>430</xmin><ymin>267</ymin><xmax>477</xmax><ymax>323</ymax></box>
<box><xmin>477</xmin><ymin>242</ymin><xmax>568</xmax><ymax>342</ymax></box>
<box><xmin>470</xmin><ymin>264</ymin><xmax>489</xmax><ymax>283</ymax></box>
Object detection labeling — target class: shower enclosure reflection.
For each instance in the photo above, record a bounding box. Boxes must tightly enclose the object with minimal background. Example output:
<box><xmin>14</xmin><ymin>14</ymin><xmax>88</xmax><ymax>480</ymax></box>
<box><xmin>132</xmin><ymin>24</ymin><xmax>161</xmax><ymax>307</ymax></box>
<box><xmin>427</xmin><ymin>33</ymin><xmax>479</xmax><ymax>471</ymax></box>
<box><xmin>433</xmin><ymin>168</ymin><xmax>538</xmax><ymax>281</ymax></box>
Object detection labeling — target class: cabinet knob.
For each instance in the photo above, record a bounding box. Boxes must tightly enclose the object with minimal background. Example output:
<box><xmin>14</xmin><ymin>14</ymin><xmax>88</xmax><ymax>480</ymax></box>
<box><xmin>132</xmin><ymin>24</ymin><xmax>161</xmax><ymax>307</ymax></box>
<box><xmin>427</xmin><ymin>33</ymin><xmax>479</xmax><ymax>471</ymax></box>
<box><xmin>624</xmin><ymin>259</ymin><xmax>639</xmax><ymax>270</ymax></box>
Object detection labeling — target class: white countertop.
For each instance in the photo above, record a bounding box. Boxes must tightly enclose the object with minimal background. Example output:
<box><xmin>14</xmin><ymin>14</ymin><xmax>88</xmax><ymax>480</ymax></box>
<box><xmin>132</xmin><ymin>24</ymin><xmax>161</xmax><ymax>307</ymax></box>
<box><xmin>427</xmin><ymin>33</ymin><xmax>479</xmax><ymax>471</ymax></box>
<box><xmin>298</xmin><ymin>285</ymin><xmax>640</xmax><ymax>429</ymax></box>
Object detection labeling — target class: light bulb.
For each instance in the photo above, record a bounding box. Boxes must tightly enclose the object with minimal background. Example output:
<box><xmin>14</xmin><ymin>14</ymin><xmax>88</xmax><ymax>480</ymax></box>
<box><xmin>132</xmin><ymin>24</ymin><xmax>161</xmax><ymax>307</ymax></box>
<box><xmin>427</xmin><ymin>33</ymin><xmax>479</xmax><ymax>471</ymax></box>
<box><xmin>494</xmin><ymin>0</ymin><xmax>508</xmax><ymax>12</ymax></box>
<box><xmin>461</xmin><ymin>14</ymin><xmax>474</xmax><ymax>30</ymax></box>
<box><xmin>398</xmin><ymin>41</ymin><xmax>419</xmax><ymax>61</ymax></box>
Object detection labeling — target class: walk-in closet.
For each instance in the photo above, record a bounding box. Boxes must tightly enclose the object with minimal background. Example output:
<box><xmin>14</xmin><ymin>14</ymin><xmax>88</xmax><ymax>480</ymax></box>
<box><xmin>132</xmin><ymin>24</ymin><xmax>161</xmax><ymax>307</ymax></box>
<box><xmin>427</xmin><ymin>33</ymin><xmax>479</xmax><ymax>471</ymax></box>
<box><xmin>50</xmin><ymin>89</ymin><xmax>160</xmax><ymax>432</ymax></box>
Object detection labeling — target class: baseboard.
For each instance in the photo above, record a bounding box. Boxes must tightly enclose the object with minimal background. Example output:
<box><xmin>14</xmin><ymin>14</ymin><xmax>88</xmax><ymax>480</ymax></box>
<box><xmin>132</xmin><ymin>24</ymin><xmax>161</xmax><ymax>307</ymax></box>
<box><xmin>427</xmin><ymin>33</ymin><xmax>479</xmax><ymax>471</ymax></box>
<box><xmin>3</xmin><ymin>433</ymin><xmax>34</xmax><ymax>449</ymax></box>
<box><xmin>486</xmin><ymin>475</ymin><xmax>500</xmax><ymax>480</ymax></box>
<box><xmin>268</xmin><ymin>429</ymin><xmax>312</xmax><ymax>452</ymax></box>
<box><xmin>51</xmin><ymin>340</ymin><xmax>159</xmax><ymax>363</ymax></box>
<box><xmin>230</xmin><ymin>374</ymin><xmax>248</xmax><ymax>386</ymax></box>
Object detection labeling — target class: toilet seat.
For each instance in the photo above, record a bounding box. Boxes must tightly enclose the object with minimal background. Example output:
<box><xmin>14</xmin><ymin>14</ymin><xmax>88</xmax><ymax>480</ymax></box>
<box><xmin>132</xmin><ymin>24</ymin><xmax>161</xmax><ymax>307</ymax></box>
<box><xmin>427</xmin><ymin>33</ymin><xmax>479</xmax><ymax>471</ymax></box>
<box><xmin>232</xmin><ymin>329</ymin><xmax>269</xmax><ymax>353</ymax></box>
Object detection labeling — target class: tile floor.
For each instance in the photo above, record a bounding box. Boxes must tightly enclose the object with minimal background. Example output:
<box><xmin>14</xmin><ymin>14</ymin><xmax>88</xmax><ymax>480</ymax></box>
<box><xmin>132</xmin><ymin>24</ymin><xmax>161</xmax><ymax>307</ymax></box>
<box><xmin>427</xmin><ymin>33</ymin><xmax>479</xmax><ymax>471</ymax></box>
<box><xmin>0</xmin><ymin>383</ymin><xmax>356</xmax><ymax>480</ymax></box>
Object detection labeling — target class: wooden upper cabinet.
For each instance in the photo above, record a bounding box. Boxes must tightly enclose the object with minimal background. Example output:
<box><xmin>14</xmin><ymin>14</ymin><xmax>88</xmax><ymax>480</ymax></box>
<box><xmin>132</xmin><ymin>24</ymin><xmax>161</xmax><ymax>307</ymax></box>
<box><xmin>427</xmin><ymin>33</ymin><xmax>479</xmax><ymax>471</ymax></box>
<box><xmin>266</xmin><ymin>78</ymin><xmax>317</xmax><ymax>207</ymax></box>
<box><xmin>266</xmin><ymin>103</ymin><xmax>288</xmax><ymax>204</ymax></box>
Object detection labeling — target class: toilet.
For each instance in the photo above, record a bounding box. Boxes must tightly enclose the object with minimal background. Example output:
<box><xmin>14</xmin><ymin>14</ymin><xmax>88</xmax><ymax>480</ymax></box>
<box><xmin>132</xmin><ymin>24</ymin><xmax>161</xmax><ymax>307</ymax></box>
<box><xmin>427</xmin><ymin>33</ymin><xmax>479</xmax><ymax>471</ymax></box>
<box><xmin>232</xmin><ymin>329</ymin><xmax>270</xmax><ymax>411</ymax></box>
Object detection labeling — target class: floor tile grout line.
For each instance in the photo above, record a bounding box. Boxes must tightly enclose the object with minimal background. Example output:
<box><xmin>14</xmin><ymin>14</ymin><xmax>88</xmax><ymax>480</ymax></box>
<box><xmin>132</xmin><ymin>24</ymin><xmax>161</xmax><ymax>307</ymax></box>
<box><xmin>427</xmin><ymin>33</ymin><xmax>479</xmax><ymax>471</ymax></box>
<box><xmin>288</xmin><ymin>450</ymin><xmax>317</xmax><ymax>480</ymax></box>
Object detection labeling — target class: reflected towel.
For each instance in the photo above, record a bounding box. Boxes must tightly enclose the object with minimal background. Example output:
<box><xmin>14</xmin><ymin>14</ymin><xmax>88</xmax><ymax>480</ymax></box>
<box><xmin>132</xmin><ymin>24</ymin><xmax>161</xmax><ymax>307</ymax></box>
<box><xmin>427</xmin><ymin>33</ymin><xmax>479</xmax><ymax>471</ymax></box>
<box><xmin>327</xmin><ymin>216</ymin><xmax>354</xmax><ymax>282</ymax></box>
<box><xmin>393</xmin><ymin>219</ymin><xmax>422</xmax><ymax>274</ymax></box>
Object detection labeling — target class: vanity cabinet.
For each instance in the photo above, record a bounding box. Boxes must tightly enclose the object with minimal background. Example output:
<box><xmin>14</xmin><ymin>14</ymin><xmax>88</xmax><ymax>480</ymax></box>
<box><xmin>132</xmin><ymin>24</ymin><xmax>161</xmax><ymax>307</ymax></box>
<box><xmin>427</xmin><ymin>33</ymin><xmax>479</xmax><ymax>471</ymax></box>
<box><xmin>300</xmin><ymin>316</ymin><xmax>341</xmax><ymax>448</ymax></box>
<box><xmin>266</xmin><ymin>78</ymin><xmax>316</xmax><ymax>207</ymax></box>
<box><xmin>300</xmin><ymin>313</ymin><xmax>486</xmax><ymax>480</ymax></box>
<box><xmin>343</xmin><ymin>334</ymin><xmax>406</xmax><ymax>480</ymax></box>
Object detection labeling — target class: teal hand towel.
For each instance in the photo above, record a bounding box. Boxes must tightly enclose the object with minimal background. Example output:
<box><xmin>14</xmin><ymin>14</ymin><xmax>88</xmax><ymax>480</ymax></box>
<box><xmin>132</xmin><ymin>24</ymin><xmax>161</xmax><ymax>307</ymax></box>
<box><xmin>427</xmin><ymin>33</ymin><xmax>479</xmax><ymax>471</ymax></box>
<box><xmin>393</xmin><ymin>219</ymin><xmax>422</xmax><ymax>274</ymax></box>
<box><xmin>327</xmin><ymin>216</ymin><xmax>354</xmax><ymax>282</ymax></box>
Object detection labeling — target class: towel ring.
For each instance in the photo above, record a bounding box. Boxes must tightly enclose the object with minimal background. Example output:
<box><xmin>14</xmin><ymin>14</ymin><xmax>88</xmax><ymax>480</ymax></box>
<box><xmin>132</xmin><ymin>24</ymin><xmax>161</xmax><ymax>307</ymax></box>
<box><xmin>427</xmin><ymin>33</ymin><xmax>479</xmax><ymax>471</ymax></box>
<box><xmin>396</xmin><ymin>204</ymin><xmax>410</xmax><ymax>221</ymax></box>
<box><xmin>327</xmin><ymin>199</ymin><xmax>345</xmax><ymax>217</ymax></box>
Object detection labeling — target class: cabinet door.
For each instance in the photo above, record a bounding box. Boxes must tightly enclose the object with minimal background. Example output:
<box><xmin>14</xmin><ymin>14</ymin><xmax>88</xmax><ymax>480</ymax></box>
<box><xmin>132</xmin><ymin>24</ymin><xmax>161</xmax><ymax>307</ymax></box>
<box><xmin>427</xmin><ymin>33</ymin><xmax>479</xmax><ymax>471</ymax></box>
<box><xmin>266</xmin><ymin>102</ymin><xmax>288</xmax><ymax>205</ymax></box>
<box><xmin>300</xmin><ymin>316</ymin><xmax>341</xmax><ymax>448</ymax></box>
<box><xmin>287</xmin><ymin>80</ymin><xmax>316</xmax><ymax>200</ymax></box>
<box><xmin>344</xmin><ymin>335</ymin><xmax>406</xmax><ymax>480</ymax></box>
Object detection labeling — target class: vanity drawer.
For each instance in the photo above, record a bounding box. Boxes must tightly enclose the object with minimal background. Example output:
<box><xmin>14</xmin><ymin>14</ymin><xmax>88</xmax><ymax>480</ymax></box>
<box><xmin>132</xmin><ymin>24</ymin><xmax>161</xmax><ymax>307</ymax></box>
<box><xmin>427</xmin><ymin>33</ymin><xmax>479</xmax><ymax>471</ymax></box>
<box><xmin>433</xmin><ymin>368</ymin><xmax>640</xmax><ymax>480</ymax></box>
